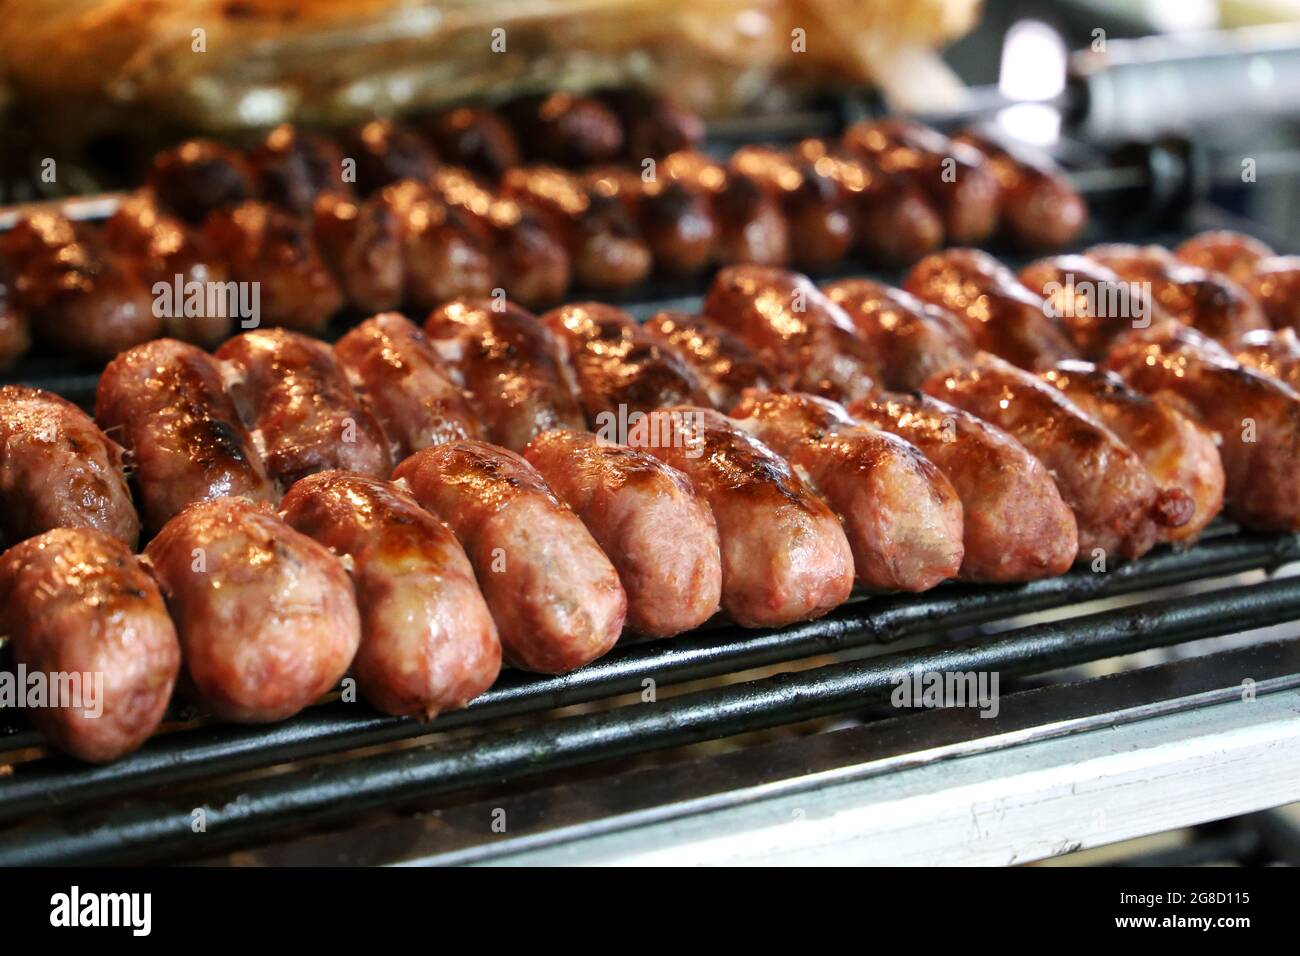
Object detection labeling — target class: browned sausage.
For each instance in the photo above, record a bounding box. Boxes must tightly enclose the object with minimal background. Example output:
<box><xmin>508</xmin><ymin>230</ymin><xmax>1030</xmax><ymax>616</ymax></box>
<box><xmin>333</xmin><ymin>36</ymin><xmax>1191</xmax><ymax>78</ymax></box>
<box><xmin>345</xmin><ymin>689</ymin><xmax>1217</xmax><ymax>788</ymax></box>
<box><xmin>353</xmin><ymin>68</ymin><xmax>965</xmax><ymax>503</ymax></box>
<box><xmin>334</xmin><ymin>312</ymin><xmax>481</xmax><ymax>460</ymax></box>
<box><xmin>503</xmin><ymin>92</ymin><xmax>624</xmax><ymax>167</ymax></box>
<box><xmin>145</xmin><ymin>496</ymin><xmax>360</xmax><ymax>722</ymax></box>
<box><xmin>849</xmin><ymin>392</ymin><xmax>1078</xmax><ymax>582</ymax></box>
<box><xmin>1087</xmin><ymin>243</ymin><xmax>1267</xmax><ymax>343</ymax></box>
<box><xmin>311</xmin><ymin>190</ymin><xmax>404</xmax><ymax>314</ymax></box>
<box><xmin>540</xmin><ymin>302</ymin><xmax>707</xmax><ymax>424</ymax></box>
<box><xmin>423</xmin><ymin>107</ymin><xmax>522</xmax><ymax>179</ymax></box>
<box><xmin>0</xmin><ymin>384</ymin><xmax>139</xmax><ymax>549</ymax></box>
<box><xmin>0</xmin><ymin>276</ymin><xmax>31</xmax><ymax>369</ymax></box>
<box><xmin>427</xmin><ymin>169</ymin><xmax>570</xmax><ymax>308</ymax></box>
<box><xmin>580</xmin><ymin>164</ymin><xmax>717</xmax><ymax>277</ymax></box>
<box><xmin>201</xmin><ymin>201</ymin><xmax>344</xmax><ymax>333</ymax></box>
<box><xmin>662</xmin><ymin>150</ymin><xmax>790</xmax><ymax>267</ymax></box>
<box><xmin>0</xmin><ymin>528</ymin><xmax>180</xmax><ymax>762</ymax></box>
<box><xmin>145</xmin><ymin>138</ymin><xmax>259</xmax><ymax>224</ymax></box>
<box><xmin>823</xmin><ymin>278</ymin><xmax>976</xmax><ymax>391</ymax></box>
<box><xmin>1174</xmin><ymin>230</ymin><xmax>1275</xmax><ymax>286</ymax></box>
<box><xmin>1105</xmin><ymin>321</ymin><xmax>1300</xmax><ymax>531</ymax></box>
<box><xmin>524</xmin><ymin>429</ymin><xmax>721</xmax><ymax>637</ymax></box>
<box><xmin>102</xmin><ymin>191</ymin><xmax>233</xmax><ymax>347</ymax></box>
<box><xmin>954</xmin><ymin>130</ymin><xmax>1087</xmax><ymax>249</ymax></box>
<box><xmin>905</xmin><ymin>248</ymin><xmax>1079</xmax><ymax>370</ymax></box>
<box><xmin>249</xmin><ymin>124</ymin><xmax>349</xmax><ymax>214</ymax></box>
<box><xmin>280</xmin><ymin>472</ymin><xmax>500</xmax><ymax>718</ymax></box>
<box><xmin>1</xmin><ymin>211</ymin><xmax>160</xmax><ymax>359</ymax></box>
<box><xmin>1018</xmin><ymin>254</ymin><xmax>1166</xmax><ymax>360</ymax></box>
<box><xmin>502</xmin><ymin>165</ymin><xmax>653</xmax><ymax>291</ymax></box>
<box><xmin>731</xmin><ymin>390</ymin><xmax>964</xmax><ymax>592</ymax></box>
<box><xmin>1039</xmin><ymin>361</ymin><xmax>1221</xmax><ymax>543</ymax></box>
<box><xmin>923</xmin><ymin>353</ymin><xmax>1164</xmax><ymax>561</ymax></box>
<box><xmin>1244</xmin><ymin>257</ymin><xmax>1300</xmax><ymax>332</ymax></box>
<box><xmin>703</xmin><ymin>265</ymin><xmax>878</xmax><ymax>401</ymax></box>
<box><xmin>96</xmin><ymin>339</ymin><xmax>276</xmax><ymax>532</ymax></box>
<box><xmin>381</xmin><ymin>179</ymin><xmax>497</xmax><ymax>311</ymax></box>
<box><xmin>729</xmin><ymin>146</ymin><xmax>854</xmax><ymax>271</ymax></box>
<box><xmin>843</xmin><ymin>119</ymin><xmax>1000</xmax><ymax>244</ymax></box>
<box><xmin>640</xmin><ymin>310</ymin><xmax>778</xmax><ymax>410</ymax></box>
<box><xmin>344</xmin><ymin>119</ymin><xmax>440</xmax><ymax>194</ymax></box>
<box><xmin>217</xmin><ymin>328</ymin><xmax>391</xmax><ymax>485</ymax></box>
<box><xmin>793</xmin><ymin>139</ymin><xmax>944</xmax><ymax>267</ymax></box>
<box><xmin>595</xmin><ymin>88</ymin><xmax>704</xmax><ymax>160</ymax></box>
<box><xmin>393</xmin><ymin>441</ymin><xmax>626</xmax><ymax>673</ymax></box>
<box><xmin>630</xmin><ymin>406</ymin><xmax>854</xmax><ymax>627</ymax></box>
<box><xmin>423</xmin><ymin>298</ymin><xmax>585</xmax><ymax>451</ymax></box>
<box><xmin>1234</xmin><ymin>327</ymin><xmax>1300</xmax><ymax>391</ymax></box>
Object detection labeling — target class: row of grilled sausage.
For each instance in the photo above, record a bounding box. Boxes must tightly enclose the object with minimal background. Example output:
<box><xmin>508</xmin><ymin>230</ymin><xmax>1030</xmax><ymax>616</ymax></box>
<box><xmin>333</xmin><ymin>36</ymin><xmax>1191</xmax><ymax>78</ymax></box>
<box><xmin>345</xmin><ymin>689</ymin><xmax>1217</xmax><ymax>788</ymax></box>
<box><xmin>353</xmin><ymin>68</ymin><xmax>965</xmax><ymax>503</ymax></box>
<box><xmin>0</xmin><ymin>106</ymin><xmax>1088</xmax><ymax>368</ymax></box>
<box><xmin>4</xmin><ymin>229</ymin><xmax>1300</xmax><ymax>763</ymax></box>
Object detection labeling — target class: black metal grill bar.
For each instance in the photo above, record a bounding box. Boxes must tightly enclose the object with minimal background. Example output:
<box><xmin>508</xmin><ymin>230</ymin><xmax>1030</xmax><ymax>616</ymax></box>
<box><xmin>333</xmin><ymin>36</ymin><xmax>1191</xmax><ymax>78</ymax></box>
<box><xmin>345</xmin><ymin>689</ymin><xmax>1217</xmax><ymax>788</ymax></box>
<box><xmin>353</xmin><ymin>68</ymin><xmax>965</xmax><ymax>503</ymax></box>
<box><xmin>4</xmin><ymin>573</ymin><xmax>1300</xmax><ymax>866</ymax></box>
<box><xmin>1</xmin><ymin>530</ymin><xmax>1294</xmax><ymax>827</ymax></box>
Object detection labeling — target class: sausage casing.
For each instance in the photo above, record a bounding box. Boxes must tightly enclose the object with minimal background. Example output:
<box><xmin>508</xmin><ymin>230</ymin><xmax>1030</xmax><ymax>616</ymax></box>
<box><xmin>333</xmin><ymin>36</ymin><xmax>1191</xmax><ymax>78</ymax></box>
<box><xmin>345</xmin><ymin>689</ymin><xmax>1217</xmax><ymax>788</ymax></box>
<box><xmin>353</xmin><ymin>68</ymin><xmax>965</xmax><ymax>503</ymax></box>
<box><xmin>0</xmin><ymin>384</ymin><xmax>139</xmax><ymax>549</ymax></box>
<box><xmin>280</xmin><ymin>472</ymin><xmax>500</xmax><ymax>718</ymax></box>
<box><xmin>0</xmin><ymin>528</ymin><xmax>180</xmax><ymax>762</ymax></box>
<box><xmin>96</xmin><ymin>338</ymin><xmax>276</xmax><ymax>532</ymax></box>
<box><xmin>525</xmin><ymin>429</ymin><xmax>721</xmax><ymax>637</ymax></box>
<box><xmin>217</xmin><ymin>328</ymin><xmax>392</xmax><ymax>485</ymax></box>
<box><xmin>144</xmin><ymin>497</ymin><xmax>361</xmax><ymax>722</ymax></box>
<box><xmin>393</xmin><ymin>441</ymin><xmax>626</xmax><ymax>673</ymax></box>
<box><xmin>641</xmin><ymin>310</ymin><xmax>778</xmax><ymax>410</ymax></box>
<box><xmin>850</xmin><ymin>392</ymin><xmax>1078</xmax><ymax>582</ymax></box>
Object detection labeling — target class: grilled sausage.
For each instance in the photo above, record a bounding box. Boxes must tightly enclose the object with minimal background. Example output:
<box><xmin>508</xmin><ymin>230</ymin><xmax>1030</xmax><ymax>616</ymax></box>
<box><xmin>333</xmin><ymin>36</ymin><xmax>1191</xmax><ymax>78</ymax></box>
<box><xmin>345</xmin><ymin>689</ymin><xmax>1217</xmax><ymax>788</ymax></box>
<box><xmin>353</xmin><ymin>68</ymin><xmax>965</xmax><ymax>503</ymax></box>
<box><xmin>427</xmin><ymin>169</ymin><xmax>570</xmax><ymax>308</ymax></box>
<box><xmin>595</xmin><ymin>88</ymin><xmax>704</xmax><ymax>160</ymax></box>
<box><xmin>823</xmin><ymin>278</ymin><xmax>976</xmax><ymax>391</ymax></box>
<box><xmin>102</xmin><ymin>191</ymin><xmax>232</xmax><ymax>347</ymax></box>
<box><xmin>145</xmin><ymin>496</ymin><xmax>360</xmax><ymax>722</ymax></box>
<box><xmin>0</xmin><ymin>528</ymin><xmax>180</xmax><ymax>762</ymax></box>
<box><xmin>541</xmin><ymin>302</ymin><xmax>707</xmax><ymax>423</ymax></box>
<box><xmin>280</xmin><ymin>472</ymin><xmax>500</xmax><ymax>718</ymax></box>
<box><xmin>1174</xmin><ymin>230</ymin><xmax>1274</xmax><ymax>286</ymax></box>
<box><xmin>794</xmin><ymin>139</ymin><xmax>944</xmax><ymax>267</ymax></box>
<box><xmin>703</xmin><ymin>265</ymin><xmax>878</xmax><ymax>401</ymax></box>
<box><xmin>849</xmin><ymin>392</ymin><xmax>1078</xmax><ymax>582</ymax></box>
<box><xmin>581</xmin><ymin>163</ymin><xmax>717</xmax><ymax>276</ymax></box>
<box><xmin>0</xmin><ymin>385</ymin><xmax>139</xmax><ymax>549</ymax></box>
<box><xmin>905</xmin><ymin>248</ymin><xmax>1079</xmax><ymax>370</ymax></box>
<box><xmin>381</xmin><ymin>179</ymin><xmax>496</xmax><ymax>311</ymax></box>
<box><xmin>0</xmin><ymin>277</ymin><xmax>31</xmax><ymax>369</ymax></box>
<box><xmin>1</xmin><ymin>211</ymin><xmax>160</xmax><ymax>359</ymax></box>
<box><xmin>1018</xmin><ymin>255</ymin><xmax>1165</xmax><ymax>360</ymax></box>
<box><xmin>641</xmin><ymin>310</ymin><xmax>777</xmax><ymax>410</ymax></box>
<box><xmin>503</xmin><ymin>92</ymin><xmax>624</xmax><ymax>167</ymax></box>
<box><xmin>216</xmin><ymin>328</ymin><xmax>391</xmax><ymax>485</ymax></box>
<box><xmin>250</xmin><ymin>124</ymin><xmax>349</xmax><ymax>214</ymax></box>
<box><xmin>729</xmin><ymin>146</ymin><xmax>854</xmax><ymax>271</ymax></box>
<box><xmin>145</xmin><ymin>139</ymin><xmax>258</xmax><ymax>224</ymax></box>
<box><xmin>843</xmin><ymin>119</ymin><xmax>1000</xmax><ymax>244</ymax></box>
<box><xmin>1105</xmin><ymin>321</ymin><xmax>1300</xmax><ymax>531</ymax></box>
<box><xmin>96</xmin><ymin>339</ymin><xmax>276</xmax><ymax>532</ymax></box>
<box><xmin>524</xmin><ymin>429</ymin><xmax>721</xmax><ymax>637</ymax></box>
<box><xmin>730</xmin><ymin>391</ymin><xmax>964</xmax><ymax>592</ymax></box>
<box><xmin>393</xmin><ymin>441</ymin><xmax>626</xmax><ymax>673</ymax></box>
<box><xmin>1244</xmin><ymin>257</ymin><xmax>1300</xmax><ymax>332</ymax></box>
<box><xmin>334</xmin><ymin>312</ymin><xmax>481</xmax><ymax>460</ymax></box>
<box><xmin>631</xmin><ymin>406</ymin><xmax>854</xmax><ymax>627</ymax></box>
<box><xmin>923</xmin><ymin>353</ymin><xmax>1163</xmax><ymax>561</ymax></box>
<box><xmin>311</xmin><ymin>190</ymin><xmax>404</xmax><ymax>314</ymax></box>
<box><xmin>1234</xmin><ymin>327</ymin><xmax>1300</xmax><ymax>391</ymax></box>
<box><xmin>202</xmin><ymin>201</ymin><xmax>344</xmax><ymax>332</ymax></box>
<box><xmin>502</xmin><ymin>166</ymin><xmax>652</xmax><ymax>290</ymax></box>
<box><xmin>1040</xmin><ymin>360</ymin><xmax>1220</xmax><ymax>543</ymax></box>
<box><xmin>1087</xmin><ymin>243</ymin><xmax>1267</xmax><ymax>343</ymax></box>
<box><xmin>344</xmin><ymin>119</ymin><xmax>440</xmax><ymax>194</ymax></box>
<box><xmin>423</xmin><ymin>107</ymin><xmax>522</xmax><ymax>179</ymax></box>
<box><xmin>423</xmin><ymin>298</ymin><xmax>585</xmax><ymax>451</ymax></box>
<box><xmin>954</xmin><ymin>130</ymin><xmax>1087</xmax><ymax>249</ymax></box>
<box><xmin>662</xmin><ymin>150</ymin><xmax>790</xmax><ymax>267</ymax></box>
